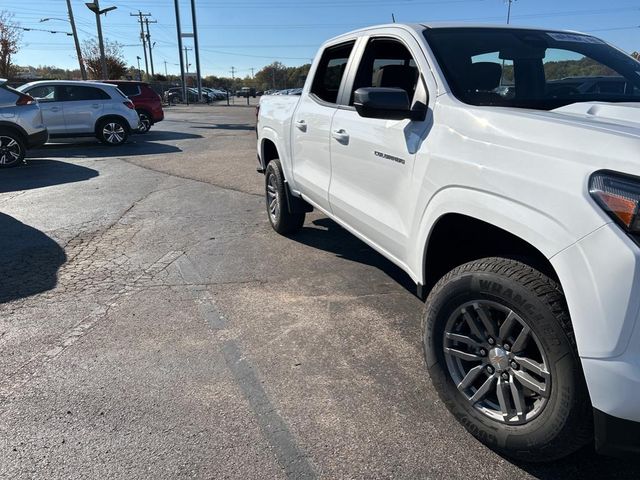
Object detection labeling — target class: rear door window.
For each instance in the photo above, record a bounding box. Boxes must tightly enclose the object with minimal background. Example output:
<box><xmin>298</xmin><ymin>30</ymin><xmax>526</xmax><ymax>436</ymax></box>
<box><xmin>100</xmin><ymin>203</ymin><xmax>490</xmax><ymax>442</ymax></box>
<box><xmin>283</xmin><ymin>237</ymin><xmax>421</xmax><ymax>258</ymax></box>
<box><xmin>310</xmin><ymin>41</ymin><xmax>355</xmax><ymax>104</ymax></box>
<box><xmin>61</xmin><ymin>86</ymin><xmax>111</xmax><ymax>101</ymax></box>
<box><xmin>26</xmin><ymin>85</ymin><xmax>59</xmax><ymax>102</ymax></box>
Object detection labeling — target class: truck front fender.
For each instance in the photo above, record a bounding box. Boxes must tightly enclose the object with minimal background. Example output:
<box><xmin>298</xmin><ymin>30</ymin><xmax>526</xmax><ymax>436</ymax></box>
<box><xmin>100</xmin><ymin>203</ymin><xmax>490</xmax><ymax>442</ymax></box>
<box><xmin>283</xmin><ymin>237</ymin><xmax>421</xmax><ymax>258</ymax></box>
<box><xmin>411</xmin><ymin>186</ymin><xmax>584</xmax><ymax>285</ymax></box>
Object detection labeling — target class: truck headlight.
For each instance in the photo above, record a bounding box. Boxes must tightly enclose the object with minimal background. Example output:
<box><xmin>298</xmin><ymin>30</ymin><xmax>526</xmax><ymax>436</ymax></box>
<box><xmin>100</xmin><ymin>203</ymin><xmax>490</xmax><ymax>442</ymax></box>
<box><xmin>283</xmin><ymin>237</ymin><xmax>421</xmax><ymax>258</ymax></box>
<box><xmin>590</xmin><ymin>171</ymin><xmax>640</xmax><ymax>240</ymax></box>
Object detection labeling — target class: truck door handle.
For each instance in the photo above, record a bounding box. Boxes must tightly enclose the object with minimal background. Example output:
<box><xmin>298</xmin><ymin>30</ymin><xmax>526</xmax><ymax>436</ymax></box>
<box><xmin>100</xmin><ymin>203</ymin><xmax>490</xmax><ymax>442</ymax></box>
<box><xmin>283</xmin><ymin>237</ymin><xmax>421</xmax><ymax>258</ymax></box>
<box><xmin>49</xmin><ymin>106</ymin><xmax>60</xmax><ymax>112</ymax></box>
<box><xmin>332</xmin><ymin>129</ymin><xmax>349</xmax><ymax>144</ymax></box>
<box><xmin>91</xmin><ymin>104</ymin><xmax>100</xmax><ymax>109</ymax></box>
<box><xmin>295</xmin><ymin>120</ymin><xmax>307</xmax><ymax>132</ymax></box>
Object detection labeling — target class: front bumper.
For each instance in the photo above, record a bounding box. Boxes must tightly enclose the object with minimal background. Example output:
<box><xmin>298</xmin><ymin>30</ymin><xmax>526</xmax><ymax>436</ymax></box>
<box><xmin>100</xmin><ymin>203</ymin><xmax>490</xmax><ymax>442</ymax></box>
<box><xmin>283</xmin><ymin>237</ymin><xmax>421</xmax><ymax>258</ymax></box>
<box><xmin>26</xmin><ymin>128</ymin><xmax>48</xmax><ymax>148</ymax></box>
<box><xmin>594</xmin><ymin>409</ymin><xmax>640</xmax><ymax>456</ymax></box>
<box><xmin>552</xmin><ymin>223</ymin><xmax>640</xmax><ymax>427</ymax></box>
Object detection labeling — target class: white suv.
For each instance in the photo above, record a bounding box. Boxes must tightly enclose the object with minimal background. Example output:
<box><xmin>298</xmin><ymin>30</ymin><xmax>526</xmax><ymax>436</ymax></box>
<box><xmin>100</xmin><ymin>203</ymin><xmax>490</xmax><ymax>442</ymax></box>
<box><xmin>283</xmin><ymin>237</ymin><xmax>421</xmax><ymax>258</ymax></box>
<box><xmin>17</xmin><ymin>80</ymin><xmax>139</xmax><ymax>146</ymax></box>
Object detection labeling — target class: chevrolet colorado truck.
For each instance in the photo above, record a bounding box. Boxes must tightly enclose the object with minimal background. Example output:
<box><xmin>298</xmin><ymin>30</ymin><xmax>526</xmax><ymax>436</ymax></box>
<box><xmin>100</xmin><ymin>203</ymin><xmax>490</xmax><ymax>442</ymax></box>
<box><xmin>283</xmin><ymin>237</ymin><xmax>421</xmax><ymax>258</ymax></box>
<box><xmin>256</xmin><ymin>23</ymin><xmax>640</xmax><ymax>461</ymax></box>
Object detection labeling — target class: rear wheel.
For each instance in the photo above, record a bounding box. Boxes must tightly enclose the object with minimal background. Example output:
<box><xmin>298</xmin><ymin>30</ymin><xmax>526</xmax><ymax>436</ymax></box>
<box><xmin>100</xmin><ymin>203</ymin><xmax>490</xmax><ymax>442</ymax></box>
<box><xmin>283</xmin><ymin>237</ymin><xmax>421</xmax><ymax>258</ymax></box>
<box><xmin>265</xmin><ymin>159</ymin><xmax>305</xmax><ymax>235</ymax></box>
<box><xmin>0</xmin><ymin>132</ymin><xmax>26</xmax><ymax>168</ymax></box>
<box><xmin>137</xmin><ymin>112</ymin><xmax>152</xmax><ymax>133</ymax></box>
<box><xmin>97</xmin><ymin>119</ymin><xmax>129</xmax><ymax>146</ymax></box>
<box><xmin>422</xmin><ymin>257</ymin><xmax>592</xmax><ymax>462</ymax></box>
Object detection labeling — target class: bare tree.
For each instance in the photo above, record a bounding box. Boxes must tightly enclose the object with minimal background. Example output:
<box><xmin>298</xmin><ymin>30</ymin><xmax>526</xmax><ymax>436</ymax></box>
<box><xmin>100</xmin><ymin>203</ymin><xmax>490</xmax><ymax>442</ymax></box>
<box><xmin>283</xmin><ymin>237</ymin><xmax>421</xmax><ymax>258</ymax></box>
<box><xmin>633</xmin><ymin>52</ymin><xmax>640</xmax><ymax>61</ymax></box>
<box><xmin>0</xmin><ymin>11</ymin><xmax>21</xmax><ymax>78</ymax></box>
<box><xmin>82</xmin><ymin>39</ymin><xmax>126</xmax><ymax>80</ymax></box>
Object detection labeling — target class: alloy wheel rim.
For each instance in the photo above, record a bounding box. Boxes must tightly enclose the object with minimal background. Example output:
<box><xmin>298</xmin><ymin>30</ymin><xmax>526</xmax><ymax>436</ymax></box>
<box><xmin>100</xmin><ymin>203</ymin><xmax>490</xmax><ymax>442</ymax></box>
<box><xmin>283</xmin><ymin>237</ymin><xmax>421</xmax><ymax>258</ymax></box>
<box><xmin>103</xmin><ymin>123</ymin><xmax>125</xmax><ymax>144</ymax></box>
<box><xmin>443</xmin><ymin>300</ymin><xmax>551</xmax><ymax>425</ymax></box>
<box><xmin>266</xmin><ymin>173</ymin><xmax>280</xmax><ymax>223</ymax></box>
<box><xmin>139</xmin><ymin>115</ymin><xmax>150</xmax><ymax>132</ymax></box>
<box><xmin>0</xmin><ymin>136</ymin><xmax>21</xmax><ymax>165</ymax></box>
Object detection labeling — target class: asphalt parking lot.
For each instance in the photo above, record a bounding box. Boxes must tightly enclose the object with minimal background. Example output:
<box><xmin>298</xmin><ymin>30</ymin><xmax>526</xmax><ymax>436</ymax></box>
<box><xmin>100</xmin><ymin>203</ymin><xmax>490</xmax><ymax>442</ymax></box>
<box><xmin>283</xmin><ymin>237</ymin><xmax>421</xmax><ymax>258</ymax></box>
<box><xmin>1</xmin><ymin>103</ymin><xmax>639</xmax><ymax>479</ymax></box>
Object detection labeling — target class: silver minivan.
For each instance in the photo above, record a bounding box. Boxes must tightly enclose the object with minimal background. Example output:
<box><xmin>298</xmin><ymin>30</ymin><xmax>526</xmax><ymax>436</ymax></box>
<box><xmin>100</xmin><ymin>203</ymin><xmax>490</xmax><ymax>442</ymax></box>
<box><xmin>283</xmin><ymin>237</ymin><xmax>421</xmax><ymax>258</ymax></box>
<box><xmin>17</xmin><ymin>81</ymin><xmax>140</xmax><ymax>146</ymax></box>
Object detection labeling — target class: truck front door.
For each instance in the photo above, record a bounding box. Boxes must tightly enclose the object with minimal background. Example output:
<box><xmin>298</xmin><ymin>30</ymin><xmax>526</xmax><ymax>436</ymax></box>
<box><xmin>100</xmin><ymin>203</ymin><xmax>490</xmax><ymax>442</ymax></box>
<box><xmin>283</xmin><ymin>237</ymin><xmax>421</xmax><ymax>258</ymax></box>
<box><xmin>329</xmin><ymin>35</ymin><xmax>434</xmax><ymax>262</ymax></box>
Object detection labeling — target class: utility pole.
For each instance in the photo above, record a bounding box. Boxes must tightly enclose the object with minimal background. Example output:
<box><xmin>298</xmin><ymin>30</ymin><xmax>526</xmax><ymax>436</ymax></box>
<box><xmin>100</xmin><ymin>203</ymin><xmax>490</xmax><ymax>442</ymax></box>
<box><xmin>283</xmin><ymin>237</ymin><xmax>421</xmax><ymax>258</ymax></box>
<box><xmin>184</xmin><ymin>46</ymin><xmax>192</xmax><ymax>76</ymax></box>
<box><xmin>85</xmin><ymin>1</ymin><xmax>117</xmax><ymax>80</ymax></box>
<box><xmin>173</xmin><ymin>0</ymin><xmax>186</xmax><ymax>103</ymax></box>
<box><xmin>163</xmin><ymin>60</ymin><xmax>168</xmax><ymax>76</ymax></box>
<box><xmin>66</xmin><ymin>0</ymin><xmax>86</xmax><ymax>79</ymax></box>
<box><xmin>136</xmin><ymin>55</ymin><xmax>142</xmax><ymax>80</ymax></box>
<box><xmin>131</xmin><ymin>11</ymin><xmax>151</xmax><ymax>77</ymax></box>
<box><xmin>506</xmin><ymin>0</ymin><xmax>516</xmax><ymax>24</ymax></box>
<box><xmin>250</xmin><ymin>67</ymin><xmax>255</xmax><ymax>78</ymax></box>
<box><xmin>190</xmin><ymin>0</ymin><xmax>203</xmax><ymax>102</ymax></box>
<box><xmin>144</xmin><ymin>17</ymin><xmax>157</xmax><ymax>77</ymax></box>
<box><xmin>184</xmin><ymin>46</ymin><xmax>192</xmax><ymax>105</ymax></box>
<box><xmin>230</xmin><ymin>66</ymin><xmax>236</xmax><ymax>79</ymax></box>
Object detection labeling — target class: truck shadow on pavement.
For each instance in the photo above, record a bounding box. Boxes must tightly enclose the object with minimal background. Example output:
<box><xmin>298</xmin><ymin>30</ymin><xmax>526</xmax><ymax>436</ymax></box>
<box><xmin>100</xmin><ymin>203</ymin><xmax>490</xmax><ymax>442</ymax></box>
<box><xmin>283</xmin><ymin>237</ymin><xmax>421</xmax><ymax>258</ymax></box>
<box><xmin>511</xmin><ymin>445</ymin><xmax>640</xmax><ymax>479</ymax></box>
<box><xmin>0</xmin><ymin>213</ymin><xmax>66</xmax><ymax>304</ymax></box>
<box><xmin>293</xmin><ymin>217</ymin><xmax>417</xmax><ymax>296</ymax></box>
<box><xmin>0</xmin><ymin>160</ymin><xmax>98</xmax><ymax>193</ymax></box>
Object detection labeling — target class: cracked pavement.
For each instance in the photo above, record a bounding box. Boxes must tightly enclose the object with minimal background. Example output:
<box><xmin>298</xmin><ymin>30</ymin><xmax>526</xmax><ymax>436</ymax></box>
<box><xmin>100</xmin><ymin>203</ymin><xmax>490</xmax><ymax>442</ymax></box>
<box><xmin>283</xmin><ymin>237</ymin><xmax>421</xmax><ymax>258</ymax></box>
<box><xmin>1</xmin><ymin>104</ymin><xmax>638</xmax><ymax>479</ymax></box>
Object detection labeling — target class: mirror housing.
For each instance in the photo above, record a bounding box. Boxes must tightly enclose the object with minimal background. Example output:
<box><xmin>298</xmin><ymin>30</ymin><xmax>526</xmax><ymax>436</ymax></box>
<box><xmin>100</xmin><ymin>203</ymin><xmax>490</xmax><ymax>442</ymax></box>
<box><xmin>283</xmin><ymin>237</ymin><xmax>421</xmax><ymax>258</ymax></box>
<box><xmin>353</xmin><ymin>87</ymin><xmax>425</xmax><ymax>121</ymax></box>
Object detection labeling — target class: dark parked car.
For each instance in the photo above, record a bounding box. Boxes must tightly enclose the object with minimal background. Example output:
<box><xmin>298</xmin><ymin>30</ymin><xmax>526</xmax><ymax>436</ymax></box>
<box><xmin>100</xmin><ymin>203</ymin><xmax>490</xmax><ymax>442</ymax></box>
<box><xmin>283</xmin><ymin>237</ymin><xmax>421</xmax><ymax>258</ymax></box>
<box><xmin>103</xmin><ymin>80</ymin><xmax>164</xmax><ymax>133</ymax></box>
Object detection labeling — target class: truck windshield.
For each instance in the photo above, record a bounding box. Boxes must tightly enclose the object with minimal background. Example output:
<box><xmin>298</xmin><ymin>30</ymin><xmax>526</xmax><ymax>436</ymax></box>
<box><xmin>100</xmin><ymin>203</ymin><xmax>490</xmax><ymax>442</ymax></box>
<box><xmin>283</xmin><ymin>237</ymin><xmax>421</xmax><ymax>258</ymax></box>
<box><xmin>424</xmin><ymin>27</ymin><xmax>640</xmax><ymax>110</ymax></box>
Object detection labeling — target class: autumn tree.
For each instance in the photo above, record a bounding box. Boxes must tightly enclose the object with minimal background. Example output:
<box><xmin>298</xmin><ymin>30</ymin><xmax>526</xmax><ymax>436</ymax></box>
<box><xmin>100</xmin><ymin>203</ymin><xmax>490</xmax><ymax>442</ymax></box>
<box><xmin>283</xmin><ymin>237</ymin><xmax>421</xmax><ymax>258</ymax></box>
<box><xmin>0</xmin><ymin>11</ymin><xmax>21</xmax><ymax>78</ymax></box>
<box><xmin>254</xmin><ymin>62</ymin><xmax>311</xmax><ymax>91</ymax></box>
<box><xmin>82</xmin><ymin>39</ymin><xmax>126</xmax><ymax>79</ymax></box>
<box><xmin>632</xmin><ymin>52</ymin><xmax>640</xmax><ymax>61</ymax></box>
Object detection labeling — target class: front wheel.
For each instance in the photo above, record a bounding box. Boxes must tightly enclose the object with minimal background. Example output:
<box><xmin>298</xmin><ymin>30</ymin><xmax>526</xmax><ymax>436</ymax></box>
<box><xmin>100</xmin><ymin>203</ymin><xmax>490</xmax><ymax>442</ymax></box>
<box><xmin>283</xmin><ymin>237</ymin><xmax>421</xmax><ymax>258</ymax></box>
<box><xmin>264</xmin><ymin>159</ymin><xmax>305</xmax><ymax>235</ymax></box>
<box><xmin>97</xmin><ymin>119</ymin><xmax>129</xmax><ymax>146</ymax></box>
<box><xmin>422</xmin><ymin>257</ymin><xmax>592</xmax><ymax>462</ymax></box>
<box><xmin>0</xmin><ymin>132</ymin><xmax>26</xmax><ymax>168</ymax></box>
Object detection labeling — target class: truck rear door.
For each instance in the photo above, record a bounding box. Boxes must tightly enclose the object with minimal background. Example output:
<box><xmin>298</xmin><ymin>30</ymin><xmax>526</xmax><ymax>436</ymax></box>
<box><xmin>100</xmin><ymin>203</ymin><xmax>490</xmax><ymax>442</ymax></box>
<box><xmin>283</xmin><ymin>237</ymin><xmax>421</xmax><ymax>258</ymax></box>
<box><xmin>291</xmin><ymin>41</ymin><xmax>356</xmax><ymax>210</ymax></box>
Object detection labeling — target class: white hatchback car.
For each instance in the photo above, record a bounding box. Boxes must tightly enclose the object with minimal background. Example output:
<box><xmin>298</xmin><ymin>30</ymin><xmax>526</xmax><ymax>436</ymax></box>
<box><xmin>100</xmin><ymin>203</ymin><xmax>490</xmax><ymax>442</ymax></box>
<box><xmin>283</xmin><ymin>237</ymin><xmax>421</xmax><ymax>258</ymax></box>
<box><xmin>17</xmin><ymin>80</ymin><xmax>140</xmax><ymax>146</ymax></box>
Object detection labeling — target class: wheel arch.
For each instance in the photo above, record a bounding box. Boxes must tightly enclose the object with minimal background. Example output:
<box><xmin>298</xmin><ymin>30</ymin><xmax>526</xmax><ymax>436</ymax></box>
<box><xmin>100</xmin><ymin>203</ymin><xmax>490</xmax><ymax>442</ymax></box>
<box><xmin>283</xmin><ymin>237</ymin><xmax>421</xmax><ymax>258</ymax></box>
<box><xmin>0</xmin><ymin>122</ymin><xmax>28</xmax><ymax>142</ymax></box>
<box><xmin>419</xmin><ymin>212</ymin><xmax>561</xmax><ymax>299</ymax></box>
<box><xmin>260</xmin><ymin>137</ymin><xmax>279</xmax><ymax>171</ymax></box>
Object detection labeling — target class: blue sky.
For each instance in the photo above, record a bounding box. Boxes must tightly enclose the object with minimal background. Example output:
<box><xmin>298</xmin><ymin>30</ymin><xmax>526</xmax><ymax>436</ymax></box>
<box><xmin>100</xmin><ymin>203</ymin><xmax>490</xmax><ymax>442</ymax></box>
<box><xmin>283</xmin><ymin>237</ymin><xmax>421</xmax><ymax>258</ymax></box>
<box><xmin>8</xmin><ymin>0</ymin><xmax>640</xmax><ymax>77</ymax></box>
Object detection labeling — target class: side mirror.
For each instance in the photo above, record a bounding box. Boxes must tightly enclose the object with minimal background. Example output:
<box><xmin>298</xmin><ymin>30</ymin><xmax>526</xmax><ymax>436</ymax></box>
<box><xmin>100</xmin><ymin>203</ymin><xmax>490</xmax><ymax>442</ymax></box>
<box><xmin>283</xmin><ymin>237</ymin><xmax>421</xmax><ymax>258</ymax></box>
<box><xmin>353</xmin><ymin>87</ymin><xmax>425</xmax><ymax>121</ymax></box>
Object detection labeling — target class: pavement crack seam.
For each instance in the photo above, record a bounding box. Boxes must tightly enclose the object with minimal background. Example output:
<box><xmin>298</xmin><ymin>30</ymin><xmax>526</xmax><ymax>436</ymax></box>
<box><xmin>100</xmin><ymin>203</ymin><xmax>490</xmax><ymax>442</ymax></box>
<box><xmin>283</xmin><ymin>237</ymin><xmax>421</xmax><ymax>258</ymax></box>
<box><xmin>120</xmin><ymin>158</ymin><xmax>262</xmax><ymax>198</ymax></box>
<box><xmin>175</xmin><ymin>254</ymin><xmax>317</xmax><ymax>479</ymax></box>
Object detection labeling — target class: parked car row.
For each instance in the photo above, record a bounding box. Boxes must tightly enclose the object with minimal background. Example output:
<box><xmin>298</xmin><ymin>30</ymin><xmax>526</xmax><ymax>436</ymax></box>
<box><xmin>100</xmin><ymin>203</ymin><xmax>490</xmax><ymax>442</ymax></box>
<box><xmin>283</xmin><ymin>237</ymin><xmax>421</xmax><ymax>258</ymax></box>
<box><xmin>163</xmin><ymin>87</ymin><xmax>229</xmax><ymax>104</ymax></box>
<box><xmin>265</xmin><ymin>88</ymin><xmax>303</xmax><ymax>96</ymax></box>
<box><xmin>0</xmin><ymin>79</ymin><xmax>165</xmax><ymax>168</ymax></box>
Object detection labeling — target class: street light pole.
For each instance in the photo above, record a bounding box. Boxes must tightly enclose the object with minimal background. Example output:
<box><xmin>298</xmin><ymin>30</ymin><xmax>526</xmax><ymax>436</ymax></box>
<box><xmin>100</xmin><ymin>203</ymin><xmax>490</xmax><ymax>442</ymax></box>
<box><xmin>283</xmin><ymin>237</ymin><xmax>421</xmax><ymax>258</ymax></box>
<box><xmin>190</xmin><ymin>0</ymin><xmax>203</xmax><ymax>102</ymax></box>
<box><xmin>173</xmin><ymin>0</ymin><xmax>187</xmax><ymax>103</ymax></box>
<box><xmin>85</xmin><ymin>1</ymin><xmax>117</xmax><ymax>79</ymax></box>
<box><xmin>136</xmin><ymin>56</ymin><xmax>142</xmax><ymax>80</ymax></box>
<box><xmin>65</xmin><ymin>0</ymin><xmax>87</xmax><ymax>79</ymax></box>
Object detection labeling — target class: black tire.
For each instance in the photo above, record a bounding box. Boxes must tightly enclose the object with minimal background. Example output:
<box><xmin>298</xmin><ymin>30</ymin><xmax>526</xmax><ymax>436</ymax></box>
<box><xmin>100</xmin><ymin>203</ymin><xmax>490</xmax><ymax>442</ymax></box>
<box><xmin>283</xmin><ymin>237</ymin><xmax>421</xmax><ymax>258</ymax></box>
<box><xmin>97</xmin><ymin>118</ymin><xmax>129</xmax><ymax>146</ymax></box>
<box><xmin>264</xmin><ymin>159</ymin><xmax>305</xmax><ymax>235</ymax></box>
<box><xmin>137</xmin><ymin>111</ymin><xmax>152</xmax><ymax>134</ymax></box>
<box><xmin>422</xmin><ymin>257</ymin><xmax>592</xmax><ymax>462</ymax></box>
<box><xmin>0</xmin><ymin>130</ymin><xmax>26</xmax><ymax>168</ymax></box>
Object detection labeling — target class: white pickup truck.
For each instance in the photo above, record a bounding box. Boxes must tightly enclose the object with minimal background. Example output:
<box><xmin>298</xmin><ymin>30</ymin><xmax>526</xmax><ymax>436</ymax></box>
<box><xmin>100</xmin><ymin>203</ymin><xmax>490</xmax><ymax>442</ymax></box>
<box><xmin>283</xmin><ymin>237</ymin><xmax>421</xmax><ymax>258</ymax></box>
<box><xmin>256</xmin><ymin>23</ymin><xmax>640</xmax><ymax>461</ymax></box>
